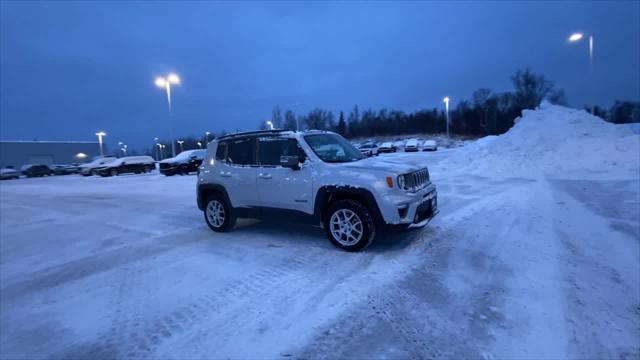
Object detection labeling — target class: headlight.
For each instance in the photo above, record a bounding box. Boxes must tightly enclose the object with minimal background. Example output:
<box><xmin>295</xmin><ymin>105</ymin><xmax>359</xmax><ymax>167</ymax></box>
<box><xmin>397</xmin><ymin>175</ymin><xmax>405</xmax><ymax>190</ymax></box>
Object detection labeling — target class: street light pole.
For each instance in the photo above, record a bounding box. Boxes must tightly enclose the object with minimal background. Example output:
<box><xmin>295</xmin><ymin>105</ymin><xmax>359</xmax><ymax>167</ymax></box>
<box><xmin>205</xmin><ymin>131</ymin><xmax>211</xmax><ymax>143</ymax></box>
<box><xmin>177</xmin><ymin>140</ymin><xmax>184</xmax><ymax>153</ymax></box>
<box><xmin>155</xmin><ymin>73</ymin><xmax>181</xmax><ymax>157</ymax></box>
<box><xmin>154</xmin><ymin>137</ymin><xmax>159</xmax><ymax>161</ymax></box>
<box><xmin>95</xmin><ymin>131</ymin><xmax>106</xmax><ymax>157</ymax></box>
<box><xmin>569</xmin><ymin>32</ymin><xmax>595</xmax><ymax>114</ymax></box>
<box><xmin>443</xmin><ymin>97</ymin><xmax>451</xmax><ymax>138</ymax></box>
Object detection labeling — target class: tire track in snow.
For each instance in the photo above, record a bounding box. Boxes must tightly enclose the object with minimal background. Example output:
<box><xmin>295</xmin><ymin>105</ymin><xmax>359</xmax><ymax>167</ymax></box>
<box><xmin>70</xmin><ymin>246</ymin><xmax>330</xmax><ymax>359</ymax></box>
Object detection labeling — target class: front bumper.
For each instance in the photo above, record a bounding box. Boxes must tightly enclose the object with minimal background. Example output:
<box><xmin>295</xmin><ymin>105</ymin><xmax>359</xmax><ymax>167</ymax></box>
<box><xmin>382</xmin><ymin>183</ymin><xmax>438</xmax><ymax>226</ymax></box>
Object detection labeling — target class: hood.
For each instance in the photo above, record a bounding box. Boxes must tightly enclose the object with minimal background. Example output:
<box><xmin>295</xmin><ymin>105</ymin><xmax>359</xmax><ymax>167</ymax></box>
<box><xmin>159</xmin><ymin>157</ymin><xmax>178</xmax><ymax>164</ymax></box>
<box><xmin>338</xmin><ymin>156</ymin><xmax>426</xmax><ymax>174</ymax></box>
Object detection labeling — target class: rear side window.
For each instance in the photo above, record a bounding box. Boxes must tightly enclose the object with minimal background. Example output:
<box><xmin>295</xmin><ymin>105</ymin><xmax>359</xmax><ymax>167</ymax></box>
<box><xmin>258</xmin><ymin>138</ymin><xmax>303</xmax><ymax>166</ymax></box>
<box><xmin>226</xmin><ymin>138</ymin><xmax>255</xmax><ymax>165</ymax></box>
<box><xmin>216</xmin><ymin>141</ymin><xmax>228</xmax><ymax>160</ymax></box>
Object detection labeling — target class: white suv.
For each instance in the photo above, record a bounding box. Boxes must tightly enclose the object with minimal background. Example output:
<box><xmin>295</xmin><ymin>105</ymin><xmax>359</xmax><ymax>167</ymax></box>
<box><xmin>197</xmin><ymin>130</ymin><xmax>438</xmax><ymax>251</ymax></box>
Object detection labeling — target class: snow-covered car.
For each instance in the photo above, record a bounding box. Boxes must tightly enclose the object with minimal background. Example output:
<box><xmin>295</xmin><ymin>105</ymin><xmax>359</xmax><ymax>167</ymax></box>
<box><xmin>377</xmin><ymin>142</ymin><xmax>397</xmax><ymax>153</ymax></box>
<box><xmin>51</xmin><ymin>164</ymin><xmax>79</xmax><ymax>175</ymax></box>
<box><xmin>21</xmin><ymin>164</ymin><xmax>53</xmax><ymax>177</ymax></box>
<box><xmin>394</xmin><ymin>140</ymin><xmax>406</xmax><ymax>150</ymax></box>
<box><xmin>422</xmin><ymin>140</ymin><xmax>438</xmax><ymax>151</ymax></box>
<box><xmin>404</xmin><ymin>139</ymin><xmax>419</xmax><ymax>152</ymax></box>
<box><xmin>197</xmin><ymin>130</ymin><xmax>438</xmax><ymax>252</ymax></box>
<box><xmin>159</xmin><ymin>149</ymin><xmax>206</xmax><ymax>176</ymax></box>
<box><xmin>94</xmin><ymin>156</ymin><xmax>155</xmax><ymax>177</ymax></box>
<box><xmin>78</xmin><ymin>156</ymin><xmax>117</xmax><ymax>176</ymax></box>
<box><xmin>0</xmin><ymin>167</ymin><xmax>20</xmax><ymax>180</ymax></box>
<box><xmin>358</xmin><ymin>143</ymin><xmax>379</xmax><ymax>157</ymax></box>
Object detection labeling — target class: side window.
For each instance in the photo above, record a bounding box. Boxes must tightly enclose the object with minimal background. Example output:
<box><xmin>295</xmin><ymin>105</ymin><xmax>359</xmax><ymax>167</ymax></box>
<box><xmin>216</xmin><ymin>141</ymin><xmax>228</xmax><ymax>161</ymax></box>
<box><xmin>258</xmin><ymin>138</ymin><xmax>304</xmax><ymax>166</ymax></box>
<box><xmin>227</xmin><ymin>138</ymin><xmax>255</xmax><ymax>165</ymax></box>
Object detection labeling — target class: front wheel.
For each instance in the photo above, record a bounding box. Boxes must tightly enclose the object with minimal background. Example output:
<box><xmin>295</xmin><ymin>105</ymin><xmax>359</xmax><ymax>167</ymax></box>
<box><xmin>325</xmin><ymin>199</ymin><xmax>376</xmax><ymax>252</ymax></box>
<box><xmin>204</xmin><ymin>194</ymin><xmax>236</xmax><ymax>232</ymax></box>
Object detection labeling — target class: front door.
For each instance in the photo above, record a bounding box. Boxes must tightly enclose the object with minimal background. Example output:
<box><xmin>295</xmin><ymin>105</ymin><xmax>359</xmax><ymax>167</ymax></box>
<box><xmin>256</xmin><ymin>137</ymin><xmax>313</xmax><ymax>214</ymax></box>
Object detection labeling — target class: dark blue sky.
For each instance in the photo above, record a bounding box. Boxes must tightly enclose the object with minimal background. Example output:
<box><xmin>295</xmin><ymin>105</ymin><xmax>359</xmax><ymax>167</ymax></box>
<box><xmin>1</xmin><ymin>1</ymin><xmax>639</xmax><ymax>151</ymax></box>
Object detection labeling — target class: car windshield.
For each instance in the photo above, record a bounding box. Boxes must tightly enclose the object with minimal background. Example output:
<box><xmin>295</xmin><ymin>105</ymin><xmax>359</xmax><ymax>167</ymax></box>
<box><xmin>304</xmin><ymin>133</ymin><xmax>365</xmax><ymax>163</ymax></box>
<box><xmin>174</xmin><ymin>150</ymin><xmax>206</xmax><ymax>160</ymax></box>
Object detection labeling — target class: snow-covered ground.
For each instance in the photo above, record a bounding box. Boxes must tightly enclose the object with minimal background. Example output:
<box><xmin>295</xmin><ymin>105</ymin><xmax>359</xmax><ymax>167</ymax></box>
<box><xmin>1</xmin><ymin>104</ymin><xmax>639</xmax><ymax>359</ymax></box>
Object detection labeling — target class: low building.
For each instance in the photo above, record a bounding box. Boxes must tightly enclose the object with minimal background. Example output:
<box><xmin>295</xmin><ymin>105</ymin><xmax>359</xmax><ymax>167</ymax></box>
<box><xmin>0</xmin><ymin>141</ymin><xmax>101</xmax><ymax>169</ymax></box>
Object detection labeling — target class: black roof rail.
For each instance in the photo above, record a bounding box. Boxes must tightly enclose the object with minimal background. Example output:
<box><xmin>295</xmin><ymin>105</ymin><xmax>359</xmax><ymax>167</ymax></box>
<box><xmin>217</xmin><ymin>129</ymin><xmax>290</xmax><ymax>140</ymax></box>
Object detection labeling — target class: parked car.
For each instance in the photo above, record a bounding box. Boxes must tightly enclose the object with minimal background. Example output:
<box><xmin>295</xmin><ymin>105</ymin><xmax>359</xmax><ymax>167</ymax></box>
<box><xmin>404</xmin><ymin>139</ymin><xmax>420</xmax><ymax>152</ymax></box>
<box><xmin>378</xmin><ymin>142</ymin><xmax>397</xmax><ymax>153</ymax></box>
<box><xmin>358</xmin><ymin>143</ymin><xmax>379</xmax><ymax>157</ymax></box>
<box><xmin>422</xmin><ymin>140</ymin><xmax>438</xmax><ymax>151</ymax></box>
<box><xmin>394</xmin><ymin>140</ymin><xmax>406</xmax><ymax>150</ymax></box>
<box><xmin>21</xmin><ymin>164</ymin><xmax>53</xmax><ymax>177</ymax></box>
<box><xmin>197</xmin><ymin>130</ymin><xmax>438</xmax><ymax>252</ymax></box>
<box><xmin>159</xmin><ymin>149</ymin><xmax>206</xmax><ymax>176</ymax></box>
<box><xmin>51</xmin><ymin>164</ymin><xmax>79</xmax><ymax>175</ymax></box>
<box><xmin>0</xmin><ymin>167</ymin><xmax>20</xmax><ymax>180</ymax></box>
<box><xmin>78</xmin><ymin>156</ymin><xmax>117</xmax><ymax>176</ymax></box>
<box><xmin>94</xmin><ymin>156</ymin><xmax>155</xmax><ymax>177</ymax></box>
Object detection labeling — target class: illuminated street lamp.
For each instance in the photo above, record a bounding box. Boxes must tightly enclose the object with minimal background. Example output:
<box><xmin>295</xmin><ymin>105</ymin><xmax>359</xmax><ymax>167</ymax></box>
<box><xmin>95</xmin><ymin>131</ymin><xmax>106</xmax><ymax>157</ymax></box>
<box><xmin>197</xmin><ymin>141</ymin><xmax>202</xmax><ymax>149</ymax></box>
<box><xmin>266</xmin><ymin>120</ymin><xmax>274</xmax><ymax>130</ymax></box>
<box><xmin>443</xmin><ymin>97</ymin><xmax>451</xmax><ymax>138</ymax></box>
<box><xmin>568</xmin><ymin>32</ymin><xmax>595</xmax><ymax>114</ymax></box>
<box><xmin>205</xmin><ymin>131</ymin><xmax>211</xmax><ymax>143</ymax></box>
<box><xmin>177</xmin><ymin>140</ymin><xmax>184</xmax><ymax>153</ymax></box>
<box><xmin>118</xmin><ymin>142</ymin><xmax>126</xmax><ymax>156</ymax></box>
<box><xmin>155</xmin><ymin>73</ymin><xmax>181</xmax><ymax>157</ymax></box>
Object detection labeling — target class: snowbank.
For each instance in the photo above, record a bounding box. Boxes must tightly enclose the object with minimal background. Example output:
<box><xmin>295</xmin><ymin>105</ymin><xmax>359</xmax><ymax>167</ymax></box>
<box><xmin>439</xmin><ymin>102</ymin><xmax>640</xmax><ymax>179</ymax></box>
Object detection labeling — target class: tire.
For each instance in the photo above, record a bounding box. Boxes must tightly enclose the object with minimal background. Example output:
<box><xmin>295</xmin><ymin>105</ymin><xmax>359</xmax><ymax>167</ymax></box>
<box><xmin>325</xmin><ymin>199</ymin><xmax>376</xmax><ymax>252</ymax></box>
<box><xmin>204</xmin><ymin>194</ymin><xmax>236</xmax><ymax>232</ymax></box>
<box><xmin>179</xmin><ymin>165</ymin><xmax>188</xmax><ymax>175</ymax></box>
<box><xmin>110</xmin><ymin>169</ymin><xmax>118</xmax><ymax>176</ymax></box>
<box><xmin>143</xmin><ymin>166</ymin><xmax>151</xmax><ymax>173</ymax></box>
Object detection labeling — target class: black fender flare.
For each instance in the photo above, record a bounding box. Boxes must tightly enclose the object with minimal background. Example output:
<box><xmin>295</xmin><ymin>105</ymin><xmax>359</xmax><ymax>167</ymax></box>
<box><xmin>313</xmin><ymin>185</ymin><xmax>384</xmax><ymax>226</ymax></box>
<box><xmin>197</xmin><ymin>183</ymin><xmax>232</xmax><ymax>211</ymax></box>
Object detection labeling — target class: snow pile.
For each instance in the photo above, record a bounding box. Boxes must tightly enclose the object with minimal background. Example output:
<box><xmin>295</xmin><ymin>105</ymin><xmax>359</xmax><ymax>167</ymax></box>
<box><xmin>439</xmin><ymin>102</ymin><xmax>640</xmax><ymax>179</ymax></box>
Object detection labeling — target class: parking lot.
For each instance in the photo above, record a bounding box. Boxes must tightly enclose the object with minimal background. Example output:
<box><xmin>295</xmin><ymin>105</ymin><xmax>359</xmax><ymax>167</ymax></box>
<box><xmin>1</xmin><ymin>149</ymin><xmax>638</xmax><ymax>359</ymax></box>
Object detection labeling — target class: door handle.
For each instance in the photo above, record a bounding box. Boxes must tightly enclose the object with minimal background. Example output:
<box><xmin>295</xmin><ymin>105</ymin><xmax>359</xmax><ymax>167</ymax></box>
<box><xmin>220</xmin><ymin>171</ymin><xmax>231</xmax><ymax>177</ymax></box>
<box><xmin>258</xmin><ymin>173</ymin><xmax>272</xmax><ymax>179</ymax></box>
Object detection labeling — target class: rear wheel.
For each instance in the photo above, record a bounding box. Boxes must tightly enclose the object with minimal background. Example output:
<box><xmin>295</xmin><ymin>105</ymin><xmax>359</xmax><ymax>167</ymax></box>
<box><xmin>204</xmin><ymin>194</ymin><xmax>236</xmax><ymax>232</ymax></box>
<box><xmin>110</xmin><ymin>169</ymin><xmax>118</xmax><ymax>176</ymax></box>
<box><xmin>143</xmin><ymin>166</ymin><xmax>151</xmax><ymax>173</ymax></box>
<box><xmin>325</xmin><ymin>199</ymin><xmax>376</xmax><ymax>252</ymax></box>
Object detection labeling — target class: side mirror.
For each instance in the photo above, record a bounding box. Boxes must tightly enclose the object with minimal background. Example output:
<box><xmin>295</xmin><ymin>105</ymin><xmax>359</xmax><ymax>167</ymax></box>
<box><xmin>280</xmin><ymin>155</ymin><xmax>300</xmax><ymax>170</ymax></box>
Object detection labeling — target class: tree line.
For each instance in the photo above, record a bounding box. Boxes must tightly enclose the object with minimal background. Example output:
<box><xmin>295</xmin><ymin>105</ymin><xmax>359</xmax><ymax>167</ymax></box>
<box><xmin>263</xmin><ymin>68</ymin><xmax>639</xmax><ymax>139</ymax></box>
<box><xmin>143</xmin><ymin>68</ymin><xmax>639</xmax><ymax>158</ymax></box>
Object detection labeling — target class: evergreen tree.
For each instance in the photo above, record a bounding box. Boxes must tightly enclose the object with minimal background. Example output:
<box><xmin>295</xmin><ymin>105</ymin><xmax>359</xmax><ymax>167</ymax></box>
<box><xmin>283</xmin><ymin>110</ymin><xmax>298</xmax><ymax>130</ymax></box>
<box><xmin>336</xmin><ymin>111</ymin><xmax>347</xmax><ymax>136</ymax></box>
<box><xmin>271</xmin><ymin>105</ymin><xmax>283</xmax><ymax>128</ymax></box>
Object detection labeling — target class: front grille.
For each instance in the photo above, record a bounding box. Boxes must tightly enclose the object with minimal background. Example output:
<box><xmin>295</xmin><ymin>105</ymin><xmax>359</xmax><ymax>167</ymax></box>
<box><xmin>402</xmin><ymin>168</ymin><xmax>430</xmax><ymax>192</ymax></box>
